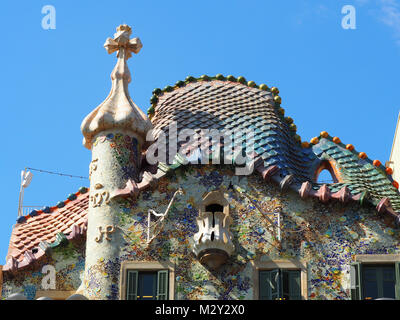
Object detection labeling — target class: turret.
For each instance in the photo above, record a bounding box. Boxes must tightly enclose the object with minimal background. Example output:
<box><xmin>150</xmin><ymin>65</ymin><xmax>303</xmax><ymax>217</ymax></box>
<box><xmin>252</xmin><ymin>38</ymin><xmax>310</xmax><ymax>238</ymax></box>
<box><xmin>80</xmin><ymin>25</ymin><xmax>152</xmax><ymax>299</ymax></box>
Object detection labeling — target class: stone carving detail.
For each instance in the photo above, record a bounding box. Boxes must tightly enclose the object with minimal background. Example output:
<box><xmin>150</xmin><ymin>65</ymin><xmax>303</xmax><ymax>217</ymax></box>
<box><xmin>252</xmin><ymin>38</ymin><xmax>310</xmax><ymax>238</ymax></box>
<box><xmin>89</xmin><ymin>158</ymin><xmax>98</xmax><ymax>179</ymax></box>
<box><xmin>95</xmin><ymin>225</ymin><xmax>115</xmax><ymax>242</ymax></box>
<box><xmin>104</xmin><ymin>25</ymin><xmax>143</xmax><ymax>58</ymax></box>
<box><xmin>193</xmin><ymin>191</ymin><xmax>234</xmax><ymax>270</ymax></box>
<box><xmin>80</xmin><ymin>24</ymin><xmax>152</xmax><ymax>150</ymax></box>
<box><xmin>90</xmin><ymin>191</ymin><xmax>110</xmax><ymax>208</ymax></box>
<box><xmin>94</xmin><ymin>183</ymin><xmax>103</xmax><ymax>190</ymax></box>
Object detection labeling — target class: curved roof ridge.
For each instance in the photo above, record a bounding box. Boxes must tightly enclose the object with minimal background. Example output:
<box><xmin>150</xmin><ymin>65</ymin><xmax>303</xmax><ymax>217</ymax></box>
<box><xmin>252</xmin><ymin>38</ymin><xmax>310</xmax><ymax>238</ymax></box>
<box><xmin>147</xmin><ymin>74</ymin><xmax>399</xmax><ymax>193</ymax></box>
<box><xmin>148</xmin><ymin>74</ymin><xmax>315</xmax><ymax>180</ymax></box>
<box><xmin>306</xmin><ymin>132</ymin><xmax>400</xmax><ymax>214</ymax></box>
<box><xmin>306</xmin><ymin>131</ymin><xmax>398</xmax><ymax>186</ymax></box>
<box><xmin>146</xmin><ymin>73</ymin><xmax>400</xmax><ymax>215</ymax></box>
<box><xmin>148</xmin><ymin>74</ymin><xmax>283</xmax><ymax>119</ymax></box>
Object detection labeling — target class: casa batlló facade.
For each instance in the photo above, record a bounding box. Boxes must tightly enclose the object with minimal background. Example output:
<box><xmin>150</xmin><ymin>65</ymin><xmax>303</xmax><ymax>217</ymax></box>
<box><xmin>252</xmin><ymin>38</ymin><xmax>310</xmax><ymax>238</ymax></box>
<box><xmin>1</xmin><ymin>25</ymin><xmax>400</xmax><ymax>301</ymax></box>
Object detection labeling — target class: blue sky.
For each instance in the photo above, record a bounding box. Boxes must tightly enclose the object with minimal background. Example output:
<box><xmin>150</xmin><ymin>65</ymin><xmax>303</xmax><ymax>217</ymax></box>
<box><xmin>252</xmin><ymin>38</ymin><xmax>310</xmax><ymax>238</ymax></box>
<box><xmin>1</xmin><ymin>0</ymin><xmax>400</xmax><ymax>264</ymax></box>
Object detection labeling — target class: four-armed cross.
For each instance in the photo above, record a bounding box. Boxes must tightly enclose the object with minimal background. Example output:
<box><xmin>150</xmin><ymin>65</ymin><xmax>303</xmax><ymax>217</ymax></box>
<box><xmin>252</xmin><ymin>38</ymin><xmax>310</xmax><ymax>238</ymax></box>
<box><xmin>104</xmin><ymin>24</ymin><xmax>142</xmax><ymax>59</ymax></box>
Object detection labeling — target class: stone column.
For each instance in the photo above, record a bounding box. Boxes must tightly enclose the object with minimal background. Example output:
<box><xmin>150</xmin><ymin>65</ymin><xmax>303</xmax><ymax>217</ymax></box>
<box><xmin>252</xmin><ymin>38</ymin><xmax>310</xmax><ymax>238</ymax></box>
<box><xmin>84</xmin><ymin>130</ymin><xmax>142</xmax><ymax>299</ymax></box>
<box><xmin>80</xmin><ymin>25</ymin><xmax>152</xmax><ymax>299</ymax></box>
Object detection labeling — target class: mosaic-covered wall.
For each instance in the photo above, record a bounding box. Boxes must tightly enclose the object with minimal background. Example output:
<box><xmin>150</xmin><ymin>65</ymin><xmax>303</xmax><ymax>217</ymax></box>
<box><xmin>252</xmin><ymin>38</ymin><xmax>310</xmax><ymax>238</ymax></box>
<box><xmin>3</xmin><ymin>165</ymin><xmax>400</xmax><ymax>300</ymax></box>
<box><xmin>1</xmin><ymin>241</ymin><xmax>85</xmax><ymax>299</ymax></box>
<box><xmin>82</xmin><ymin>165</ymin><xmax>400</xmax><ymax>300</ymax></box>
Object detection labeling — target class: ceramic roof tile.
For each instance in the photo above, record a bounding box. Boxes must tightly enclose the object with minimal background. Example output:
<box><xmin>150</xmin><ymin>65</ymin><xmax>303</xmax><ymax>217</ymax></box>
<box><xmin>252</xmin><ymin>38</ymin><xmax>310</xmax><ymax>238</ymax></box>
<box><xmin>148</xmin><ymin>76</ymin><xmax>400</xmax><ymax>214</ymax></box>
<box><xmin>3</xmin><ymin>191</ymin><xmax>89</xmax><ymax>271</ymax></box>
<box><xmin>152</xmin><ymin>79</ymin><xmax>314</xmax><ymax>182</ymax></box>
<box><xmin>9</xmin><ymin>74</ymin><xmax>400</xmax><ymax>270</ymax></box>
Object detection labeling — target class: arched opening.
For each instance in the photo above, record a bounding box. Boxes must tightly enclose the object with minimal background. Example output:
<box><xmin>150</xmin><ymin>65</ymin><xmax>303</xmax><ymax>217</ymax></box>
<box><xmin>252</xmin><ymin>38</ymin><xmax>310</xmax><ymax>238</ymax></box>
<box><xmin>314</xmin><ymin>160</ymin><xmax>341</xmax><ymax>183</ymax></box>
<box><xmin>317</xmin><ymin>169</ymin><xmax>335</xmax><ymax>184</ymax></box>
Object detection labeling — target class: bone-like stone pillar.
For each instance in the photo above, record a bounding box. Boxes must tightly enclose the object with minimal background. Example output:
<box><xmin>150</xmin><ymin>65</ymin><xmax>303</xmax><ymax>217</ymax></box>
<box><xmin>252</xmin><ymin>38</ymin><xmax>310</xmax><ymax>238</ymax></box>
<box><xmin>80</xmin><ymin>25</ymin><xmax>152</xmax><ymax>299</ymax></box>
<box><xmin>83</xmin><ymin>130</ymin><xmax>142</xmax><ymax>299</ymax></box>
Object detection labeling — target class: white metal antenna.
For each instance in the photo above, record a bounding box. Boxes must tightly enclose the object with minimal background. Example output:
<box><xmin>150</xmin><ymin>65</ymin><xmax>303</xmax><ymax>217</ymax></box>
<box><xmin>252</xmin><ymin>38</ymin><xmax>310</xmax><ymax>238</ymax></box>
<box><xmin>18</xmin><ymin>169</ymin><xmax>33</xmax><ymax>217</ymax></box>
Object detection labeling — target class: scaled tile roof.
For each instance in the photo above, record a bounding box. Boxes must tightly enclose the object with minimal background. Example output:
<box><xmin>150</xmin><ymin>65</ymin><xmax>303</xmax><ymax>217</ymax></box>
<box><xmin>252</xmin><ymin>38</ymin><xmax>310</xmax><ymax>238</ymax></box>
<box><xmin>150</xmin><ymin>76</ymin><xmax>313</xmax><ymax>183</ymax></box>
<box><xmin>310</xmin><ymin>136</ymin><xmax>400</xmax><ymax>211</ymax></box>
<box><xmin>5</xmin><ymin>74</ymin><xmax>400</xmax><ymax>272</ymax></box>
<box><xmin>3</xmin><ymin>189</ymin><xmax>89</xmax><ymax>272</ymax></box>
<box><xmin>149</xmin><ymin>74</ymin><xmax>400</xmax><ymax>222</ymax></box>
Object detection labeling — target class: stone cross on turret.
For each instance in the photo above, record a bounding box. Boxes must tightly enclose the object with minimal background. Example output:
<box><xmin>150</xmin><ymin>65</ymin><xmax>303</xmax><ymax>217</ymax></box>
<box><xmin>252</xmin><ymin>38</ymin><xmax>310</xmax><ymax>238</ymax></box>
<box><xmin>80</xmin><ymin>25</ymin><xmax>152</xmax><ymax>300</ymax></box>
<box><xmin>104</xmin><ymin>24</ymin><xmax>142</xmax><ymax>59</ymax></box>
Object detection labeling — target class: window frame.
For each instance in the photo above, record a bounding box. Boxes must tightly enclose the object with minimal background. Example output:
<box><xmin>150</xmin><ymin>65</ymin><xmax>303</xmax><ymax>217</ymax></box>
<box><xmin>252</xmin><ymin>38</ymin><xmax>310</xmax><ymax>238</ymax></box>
<box><xmin>253</xmin><ymin>260</ymin><xmax>308</xmax><ymax>300</ymax></box>
<box><xmin>352</xmin><ymin>254</ymin><xmax>400</xmax><ymax>300</ymax></box>
<box><xmin>120</xmin><ymin>261</ymin><xmax>175</xmax><ymax>300</ymax></box>
<box><xmin>259</xmin><ymin>269</ymin><xmax>302</xmax><ymax>300</ymax></box>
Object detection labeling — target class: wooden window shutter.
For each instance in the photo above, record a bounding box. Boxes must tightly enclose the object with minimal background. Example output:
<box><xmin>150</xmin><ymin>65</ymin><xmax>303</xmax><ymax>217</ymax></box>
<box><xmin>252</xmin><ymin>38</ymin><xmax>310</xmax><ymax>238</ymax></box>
<box><xmin>157</xmin><ymin>270</ymin><xmax>169</xmax><ymax>300</ymax></box>
<box><xmin>126</xmin><ymin>270</ymin><xmax>138</xmax><ymax>300</ymax></box>
<box><xmin>395</xmin><ymin>262</ymin><xmax>400</xmax><ymax>300</ymax></box>
<box><xmin>350</xmin><ymin>263</ymin><xmax>362</xmax><ymax>300</ymax></box>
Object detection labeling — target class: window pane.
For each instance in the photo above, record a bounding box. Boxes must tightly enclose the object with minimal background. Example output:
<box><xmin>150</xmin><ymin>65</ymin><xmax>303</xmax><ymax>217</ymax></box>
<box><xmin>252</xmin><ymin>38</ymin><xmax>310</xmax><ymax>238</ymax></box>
<box><xmin>363</xmin><ymin>280</ymin><xmax>379</xmax><ymax>299</ymax></box>
<box><xmin>282</xmin><ymin>271</ymin><xmax>289</xmax><ymax>300</ymax></box>
<box><xmin>382</xmin><ymin>281</ymin><xmax>396</xmax><ymax>299</ymax></box>
<box><xmin>382</xmin><ymin>267</ymin><xmax>395</xmax><ymax>299</ymax></box>
<box><xmin>364</xmin><ymin>269</ymin><xmax>377</xmax><ymax>281</ymax></box>
<box><xmin>259</xmin><ymin>271</ymin><xmax>272</xmax><ymax>300</ymax></box>
<box><xmin>270</xmin><ymin>269</ymin><xmax>280</xmax><ymax>300</ymax></box>
<box><xmin>138</xmin><ymin>272</ymin><xmax>157</xmax><ymax>300</ymax></box>
<box><xmin>383</xmin><ymin>268</ymin><xmax>395</xmax><ymax>281</ymax></box>
<box><xmin>363</xmin><ymin>267</ymin><xmax>378</xmax><ymax>299</ymax></box>
<box><xmin>362</xmin><ymin>265</ymin><xmax>396</xmax><ymax>300</ymax></box>
<box><xmin>259</xmin><ymin>270</ymin><xmax>279</xmax><ymax>300</ymax></box>
<box><xmin>288</xmin><ymin>271</ymin><xmax>301</xmax><ymax>300</ymax></box>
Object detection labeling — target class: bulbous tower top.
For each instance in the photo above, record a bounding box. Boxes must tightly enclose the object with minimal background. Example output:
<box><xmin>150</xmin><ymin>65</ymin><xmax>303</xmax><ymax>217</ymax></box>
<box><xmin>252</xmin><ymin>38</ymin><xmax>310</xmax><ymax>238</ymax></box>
<box><xmin>81</xmin><ymin>24</ymin><xmax>152</xmax><ymax>149</ymax></box>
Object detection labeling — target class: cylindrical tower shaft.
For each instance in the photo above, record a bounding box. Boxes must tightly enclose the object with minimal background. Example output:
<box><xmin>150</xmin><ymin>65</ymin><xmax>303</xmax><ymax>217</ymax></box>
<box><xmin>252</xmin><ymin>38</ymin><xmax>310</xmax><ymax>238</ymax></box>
<box><xmin>80</xmin><ymin>25</ymin><xmax>152</xmax><ymax>299</ymax></box>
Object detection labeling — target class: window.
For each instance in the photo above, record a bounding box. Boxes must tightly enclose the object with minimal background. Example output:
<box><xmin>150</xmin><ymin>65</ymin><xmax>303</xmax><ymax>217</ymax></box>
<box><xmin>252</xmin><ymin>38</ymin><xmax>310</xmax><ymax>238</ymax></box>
<box><xmin>120</xmin><ymin>261</ymin><xmax>174</xmax><ymax>300</ymax></box>
<box><xmin>126</xmin><ymin>270</ymin><xmax>168</xmax><ymax>300</ymax></box>
<box><xmin>351</xmin><ymin>263</ymin><xmax>400</xmax><ymax>300</ymax></box>
<box><xmin>259</xmin><ymin>269</ymin><xmax>301</xmax><ymax>300</ymax></box>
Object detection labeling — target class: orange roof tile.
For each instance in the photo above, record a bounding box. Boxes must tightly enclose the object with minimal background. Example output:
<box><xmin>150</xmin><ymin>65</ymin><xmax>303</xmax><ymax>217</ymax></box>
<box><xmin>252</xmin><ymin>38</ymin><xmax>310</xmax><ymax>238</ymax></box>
<box><xmin>3</xmin><ymin>191</ymin><xmax>89</xmax><ymax>272</ymax></box>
